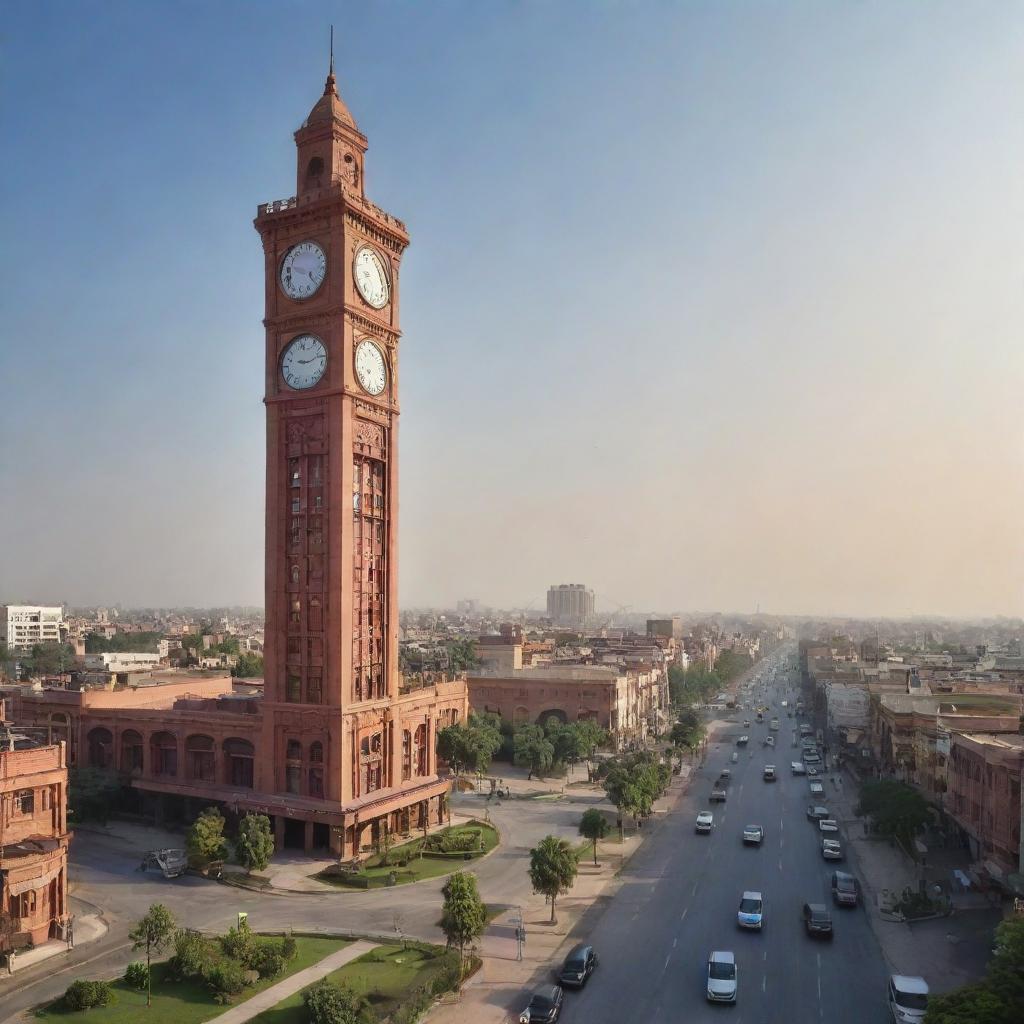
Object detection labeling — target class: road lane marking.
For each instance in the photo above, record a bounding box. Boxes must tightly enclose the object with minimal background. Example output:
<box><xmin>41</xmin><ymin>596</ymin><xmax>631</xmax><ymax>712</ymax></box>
<box><xmin>680</xmin><ymin>908</ymin><xmax>688</xmax><ymax>922</ymax></box>
<box><xmin>663</xmin><ymin>952</ymin><xmax>672</xmax><ymax>973</ymax></box>
<box><xmin>692</xmin><ymin>881</ymin><xmax>699</xmax><ymax>896</ymax></box>
<box><xmin>763</xmin><ymin>951</ymin><xmax>768</xmax><ymax>961</ymax></box>
<box><xmin>673</xmin><ymin>937</ymin><xmax>678</xmax><ymax>948</ymax></box>
<box><xmin>779</xmin><ymin>859</ymin><xmax>783</xmax><ymax>872</ymax></box>
<box><xmin>762</xmin><ymin>975</ymin><xmax>767</xmax><ymax>992</ymax></box>
<box><xmin>817</xmin><ymin>952</ymin><xmax>822</xmax><ymax>1001</ymax></box>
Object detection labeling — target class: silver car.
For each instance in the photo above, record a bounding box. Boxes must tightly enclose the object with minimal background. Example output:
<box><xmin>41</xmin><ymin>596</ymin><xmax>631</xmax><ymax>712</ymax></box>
<box><xmin>706</xmin><ymin>951</ymin><xmax>738</xmax><ymax>1003</ymax></box>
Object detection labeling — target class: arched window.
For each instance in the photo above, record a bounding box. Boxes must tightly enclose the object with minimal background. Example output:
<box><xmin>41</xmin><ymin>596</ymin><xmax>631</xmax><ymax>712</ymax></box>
<box><xmin>120</xmin><ymin>730</ymin><xmax>143</xmax><ymax>774</ymax></box>
<box><xmin>401</xmin><ymin>730</ymin><xmax>412</xmax><ymax>781</ymax></box>
<box><xmin>49</xmin><ymin>712</ymin><xmax>69</xmax><ymax>747</ymax></box>
<box><xmin>308</xmin><ymin>741</ymin><xmax>324</xmax><ymax>798</ymax></box>
<box><xmin>86</xmin><ymin>727</ymin><xmax>113</xmax><ymax>769</ymax></box>
<box><xmin>186</xmin><ymin>735</ymin><xmax>216</xmax><ymax>782</ymax></box>
<box><xmin>285</xmin><ymin>739</ymin><xmax>302</xmax><ymax>794</ymax></box>
<box><xmin>150</xmin><ymin>732</ymin><xmax>178</xmax><ymax>777</ymax></box>
<box><xmin>414</xmin><ymin>724</ymin><xmax>428</xmax><ymax>776</ymax></box>
<box><xmin>305</xmin><ymin>156</ymin><xmax>324</xmax><ymax>189</ymax></box>
<box><xmin>224</xmin><ymin>738</ymin><xmax>254</xmax><ymax>789</ymax></box>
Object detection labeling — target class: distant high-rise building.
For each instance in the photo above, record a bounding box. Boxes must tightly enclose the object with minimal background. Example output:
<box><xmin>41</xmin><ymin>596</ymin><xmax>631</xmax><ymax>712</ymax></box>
<box><xmin>546</xmin><ymin>584</ymin><xmax>595</xmax><ymax>627</ymax></box>
<box><xmin>1</xmin><ymin>605</ymin><xmax>64</xmax><ymax>649</ymax></box>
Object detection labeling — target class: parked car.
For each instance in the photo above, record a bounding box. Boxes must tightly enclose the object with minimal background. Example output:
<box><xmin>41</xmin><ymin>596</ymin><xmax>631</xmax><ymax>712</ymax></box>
<box><xmin>831</xmin><ymin>871</ymin><xmax>859</xmax><ymax>907</ymax></box>
<box><xmin>822</xmin><ymin>839</ymin><xmax>843</xmax><ymax>860</ymax></box>
<box><xmin>888</xmin><ymin>975</ymin><xmax>929</xmax><ymax>1023</ymax></box>
<box><xmin>737</xmin><ymin>891</ymin><xmax>764</xmax><ymax>930</ymax></box>
<box><xmin>520</xmin><ymin>985</ymin><xmax>564</xmax><ymax>1023</ymax></box>
<box><xmin>706</xmin><ymin>951</ymin><xmax>738</xmax><ymax>1003</ymax></box>
<box><xmin>731</xmin><ymin>752</ymin><xmax>739</xmax><ymax>763</ymax></box>
<box><xmin>806</xmin><ymin>805</ymin><xmax>831</xmax><ymax>821</ymax></box>
<box><xmin>791</xmin><ymin>761</ymin><xmax>806</xmax><ymax>775</ymax></box>
<box><xmin>696</xmin><ymin>812</ymin><xmax>714</xmax><ymax>834</ymax></box>
<box><xmin>818</xmin><ymin>819</ymin><xmax>839</xmax><ymax>833</ymax></box>
<box><xmin>764</xmin><ymin>736</ymin><xmax>775</xmax><ymax>747</ymax></box>
<box><xmin>737</xmin><ymin>735</ymin><xmax>749</xmax><ymax>746</ymax></box>
<box><xmin>743</xmin><ymin>824</ymin><xmax>764</xmax><ymax>845</ymax></box>
<box><xmin>803</xmin><ymin>902</ymin><xmax>833</xmax><ymax>939</ymax></box>
<box><xmin>807</xmin><ymin>765</ymin><xmax>819</xmax><ymax>776</ymax></box>
<box><xmin>763</xmin><ymin>765</ymin><xmax>776</xmax><ymax>781</ymax></box>
<box><xmin>809</xmin><ymin>781</ymin><xmax>825</xmax><ymax>796</ymax></box>
<box><xmin>558</xmin><ymin>944</ymin><xmax>597</xmax><ymax>988</ymax></box>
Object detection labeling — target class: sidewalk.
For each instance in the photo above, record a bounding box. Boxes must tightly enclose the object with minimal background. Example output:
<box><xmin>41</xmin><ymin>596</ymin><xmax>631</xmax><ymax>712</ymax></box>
<box><xmin>831</xmin><ymin>767</ymin><xmax>1001</xmax><ymax>995</ymax></box>
<box><xmin>207</xmin><ymin>940</ymin><xmax>375</xmax><ymax>1024</ymax></box>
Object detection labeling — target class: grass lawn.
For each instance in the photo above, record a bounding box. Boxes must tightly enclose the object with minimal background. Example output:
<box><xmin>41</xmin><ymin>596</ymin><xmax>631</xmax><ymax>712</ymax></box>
<box><xmin>35</xmin><ymin>936</ymin><xmax>349</xmax><ymax>1023</ymax></box>
<box><xmin>316</xmin><ymin>821</ymin><xmax>499</xmax><ymax>888</ymax></box>
<box><xmin>250</xmin><ymin>944</ymin><xmax>455</xmax><ymax>1024</ymax></box>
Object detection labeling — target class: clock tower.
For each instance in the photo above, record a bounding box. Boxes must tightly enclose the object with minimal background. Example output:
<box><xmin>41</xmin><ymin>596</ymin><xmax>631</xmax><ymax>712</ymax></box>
<box><xmin>253</xmin><ymin>63</ymin><xmax>461</xmax><ymax>855</ymax></box>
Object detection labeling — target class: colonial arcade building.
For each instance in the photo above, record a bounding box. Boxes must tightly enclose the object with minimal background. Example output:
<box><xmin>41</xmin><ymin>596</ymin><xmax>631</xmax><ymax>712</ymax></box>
<box><xmin>8</xmin><ymin>66</ymin><xmax>466</xmax><ymax>858</ymax></box>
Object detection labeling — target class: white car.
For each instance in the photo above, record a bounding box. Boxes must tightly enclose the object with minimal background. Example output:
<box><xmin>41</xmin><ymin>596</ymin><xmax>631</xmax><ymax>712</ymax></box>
<box><xmin>737</xmin><ymin>891</ymin><xmax>764</xmax><ymax>930</ymax></box>
<box><xmin>791</xmin><ymin>761</ymin><xmax>806</xmax><ymax>775</ymax></box>
<box><xmin>743</xmin><ymin>824</ymin><xmax>764</xmax><ymax>845</ymax></box>
<box><xmin>809</xmin><ymin>781</ymin><xmax>824</xmax><ymax>796</ymax></box>
<box><xmin>818</xmin><ymin>819</ymin><xmax>839</xmax><ymax>833</ymax></box>
<box><xmin>822</xmin><ymin>839</ymin><xmax>843</xmax><ymax>860</ymax></box>
<box><xmin>696</xmin><ymin>812</ymin><xmax>714</xmax><ymax>834</ymax></box>
<box><xmin>888</xmin><ymin>974</ymin><xmax>929</xmax><ymax>1022</ymax></box>
<box><xmin>707</xmin><ymin>951</ymin><xmax>738</xmax><ymax>1003</ymax></box>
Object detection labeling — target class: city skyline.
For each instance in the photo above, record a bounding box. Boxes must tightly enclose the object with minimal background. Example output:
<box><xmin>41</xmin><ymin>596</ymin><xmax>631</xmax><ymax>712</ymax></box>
<box><xmin>2</xmin><ymin>2</ymin><xmax>1023</xmax><ymax>618</ymax></box>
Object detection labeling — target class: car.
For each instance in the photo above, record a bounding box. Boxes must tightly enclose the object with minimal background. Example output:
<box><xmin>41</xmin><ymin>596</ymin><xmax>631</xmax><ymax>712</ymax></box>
<box><xmin>807</xmin><ymin>805</ymin><xmax>830</xmax><ymax>821</ymax></box>
<box><xmin>720</xmin><ymin>768</ymin><xmax>732</xmax><ymax>781</ymax></box>
<box><xmin>805</xmin><ymin>753</ymin><xmax>821</xmax><ymax>765</ymax></box>
<box><xmin>706</xmin><ymin>951</ymin><xmax>738</xmax><ymax>1003</ymax></box>
<box><xmin>696</xmin><ymin>811</ymin><xmax>714</xmax><ymax>834</ymax></box>
<box><xmin>558</xmin><ymin>944</ymin><xmax>597</xmax><ymax>988</ymax></box>
<box><xmin>831</xmin><ymin>871</ymin><xmax>859</xmax><ymax>907</ymax></box>
<box><xmin>763</xmin><ymin>765</ymin><xmax>776</xmax><ymax>781</ymax></box>
<box><xmin>742</xmin><ymin>720</ymin><xmax>751</xmax><ymax>728</ymax></box>
<box><xmin>737</xmin><ymin>891</ymin><xmax>764</xmax><ymax>930</ymax></box>
<box><xmin>818</xmin><ymin>819</ymin><xmax>839</xmax><ymax>833</ymax></box>
<box><xmin>802</xmin><ymin>902</ymin><xmax>833</xmax><ymax>938</ymax></box>
<box><xmin>519</xmin><ymin>984</ymin><xmax>564</xmax><ymax>1023</ymax></box>
<box><xmin>737</xmin><ymin>735</ymin><xmax>749</xmax><ymax>746</ymax></box>
<box><xmin>807</xmin><ymin>765</ymin><xmax>819</xmax><ymax>775</ymax></box>
<box><xmin>791</xmin><ymin>761</ymin><xmax>806</xmax><ymax>775</ymax></box>
<box><xmin>731</xmin><ymin>751</ymin><xmax>739</xmax><ymax>763</ymax></box>
<box><xmin>710</xmin><ymin>787</ymin><xmax>727</xmax><ymax>803</ymax></box>
<box><xmin>809</xmin><ymin>781</ymin><xmax>824</xmax><ymax>796</ymax></box>
<box><xmin>822</xmin><ymin>839</ymin><xmax>843</xmax><ymax>860</ymax></box>
<box><xmin>743</xmin><ymin>824</ymin><xmax>764</xmax><ymax>845</ymax></box>
<box><xmin>764</xmin><ymin>736</ymin><xmax>775</xmax><ymax>747</ymax></box>
<box><xmin>888</xmin><ymin>974</ymin><xmax>929</xmax><ymax>1022</ymax></box>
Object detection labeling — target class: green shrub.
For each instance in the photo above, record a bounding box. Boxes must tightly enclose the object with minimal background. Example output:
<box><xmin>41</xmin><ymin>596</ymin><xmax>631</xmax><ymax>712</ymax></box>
<box><xmin>170</xmin><ymin>928</ymin><xmax>208</xmax><ymax>980</ymax></box>
<box><xmin>123</xmin><ymin>961</ymin><xmax>149</xmax><ymax>990</ymax></box>
<box><xmin>204</xmin><ymin>959</ymin><xmax>249</xmax><ymax>1003</ymax></box>
<box><xmin>280</xmin><ymin>935</ymin><xmax>298</xmax><ymax>961</ymax></box>
<box><xmin>250</xmin><ymin>942</ymin><xmax>286</xmax><ymax>979</ymax></box>
<box><xmin>303</xmin><ymin>979</ymin><xmax>373</xmax><ymax>1024</ymax></box>
<box><xmin>62</xmin><ymin>979</ymin><xmax>116</xmax><ymax>1011</ymax></box>
<box><xmin>220</xmin><ymin>920</ymin><xmax>256</xmax><ymax>964</ymax></box>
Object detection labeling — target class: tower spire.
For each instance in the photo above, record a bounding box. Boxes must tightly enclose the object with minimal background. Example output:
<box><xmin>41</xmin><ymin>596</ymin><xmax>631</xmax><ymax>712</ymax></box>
<box><xmin>325</xmin><ymin>25</ymin><xmax>337</xmax><ymax>96</ymax></box>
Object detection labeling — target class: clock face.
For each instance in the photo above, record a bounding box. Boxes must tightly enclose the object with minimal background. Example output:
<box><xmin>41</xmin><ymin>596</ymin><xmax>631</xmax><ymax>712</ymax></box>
<box><xmin>281</xmin><ymin>334</ymin><xmax>327</xmax><ymax>390</ymax></box>
<box><xmin>280</xmin><ymin>241</ymin><xmax>326</xmax><ymax>300</ymax></box>
<box><xmin>354</xmin><ymin>339</ymin><xmax>387</xmax><ymax>396</ymax></box>
<box><xmin>354</xmin><ymin>246</ymin><xmax>390</xmax><ymax>309</ymax></box>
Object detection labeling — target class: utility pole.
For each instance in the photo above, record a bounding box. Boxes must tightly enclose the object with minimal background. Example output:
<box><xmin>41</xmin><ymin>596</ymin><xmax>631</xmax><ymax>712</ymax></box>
<box><xmin>514</xmin><ymin>906</ymin><xmax>525</xmax><ymax>961</ymax></box>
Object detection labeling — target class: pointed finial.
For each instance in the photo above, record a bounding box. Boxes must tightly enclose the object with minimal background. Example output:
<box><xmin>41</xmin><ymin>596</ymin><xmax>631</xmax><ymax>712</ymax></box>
<box><xmin>324</xmin><ymin>25</ymin><xmax>337</xmax><ymax>96</ymax></box>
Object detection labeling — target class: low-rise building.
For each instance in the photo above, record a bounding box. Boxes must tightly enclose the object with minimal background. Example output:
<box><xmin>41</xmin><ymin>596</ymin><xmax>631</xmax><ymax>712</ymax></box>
<box><xmin>0</xmin><ymin>699</ymin><xmax>71</xmax><ymax>947</ymax></box>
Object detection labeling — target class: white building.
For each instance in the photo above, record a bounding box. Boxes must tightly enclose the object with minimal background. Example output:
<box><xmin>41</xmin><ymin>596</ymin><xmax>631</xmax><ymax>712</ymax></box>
<box><xmin>82</xmin><ymin>652</ymin><xmax>162</xmax><ymax>674</ymax></box>
<box><xmin>1</xmin><ymin>605</ymin><xmax>64</xmax><ymax>649</ymax></box>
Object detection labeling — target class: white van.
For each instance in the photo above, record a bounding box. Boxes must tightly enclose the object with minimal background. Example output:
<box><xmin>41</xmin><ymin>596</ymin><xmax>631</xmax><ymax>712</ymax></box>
<box><xmin>888</xmin><ymin>975</ymin><xmax>928</xmax><ymax>1023</ymax></box>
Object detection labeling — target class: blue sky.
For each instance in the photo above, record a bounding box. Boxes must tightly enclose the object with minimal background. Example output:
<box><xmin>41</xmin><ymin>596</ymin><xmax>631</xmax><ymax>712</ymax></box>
<box><xmin>2</xmin><ymin>1</ymin><xmax>1022</xmax><ymax>617</ymax></box>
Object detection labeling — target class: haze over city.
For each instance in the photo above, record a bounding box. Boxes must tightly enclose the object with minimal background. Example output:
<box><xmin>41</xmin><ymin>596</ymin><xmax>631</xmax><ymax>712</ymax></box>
<box><xmin>2</xmin><ymin>1</ymin><xmax>1023</xmax><ymax>618</ymax></box>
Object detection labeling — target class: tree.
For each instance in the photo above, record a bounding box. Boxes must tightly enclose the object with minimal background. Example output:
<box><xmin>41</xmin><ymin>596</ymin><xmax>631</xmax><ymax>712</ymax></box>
<box><xmin>445</xmin><ymin>639</ymin><xmax>478</xmax><ymax>672</ymax></box>
<box><xmin>669</xmin><ymin>709</ymin><xmax>705</xmax><ymax>758</ymax></box>
<box><xmin>232</xmin><ymin>652</ymin><xmax>264</xmax><ymax>678</ymax></box>
<box><xmin>440</xmin><ymin>870</ymin><xmax>487</xmax><ymax>967</ymax></box>
<box><xmin>129</xmin><ymin>903</ymin><xmax>176</xmax><ymax>1007</ymax></box>
<box><xmin>578</xmin><ymin>808</ymin><xmax>611</xmax><ymax>866</ymax></box>
<box><xmin>304</xmin><ymin>979</ymin><xmax>372</xmax><ymax>1024</ymax></box>
<box><xmin>513</xmin><ymin>724</ymin><xmax>555</xmax><ymax>780</ymax></box>
<box><xmin>68</xmin><ymin>767</ymin><xmax>123</xmax><ymax>825</ymax></box>
<box><xmin>856</xmin><ymin>780</ymin><xmax>932</xmax><ymax>847</ymax></box>
<box><xmin>186</xmin><ymin>806</ymin><xmax>228</xmax><ymax>865</ymax></box>
<box><xmin>529</xmin><ymin>835</ymin><xmax>578</xmax><ymax>923</ymax></box>
<box><xmin>236</xmin><ymin>813</ymin><xmax>274</xmax><ymax>874</ymax></box>
<box><xmin>437</xmin><ymin>714</ymin><xmax>502</xmax><ymax>777</ymax></box>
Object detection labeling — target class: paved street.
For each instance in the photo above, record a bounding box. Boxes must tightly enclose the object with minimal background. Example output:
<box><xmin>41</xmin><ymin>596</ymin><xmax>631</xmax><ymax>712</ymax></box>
<box><xmin>564</xmin><ymin>679</ymin><xmax>891</xmax><ymax>1022</ymax></box>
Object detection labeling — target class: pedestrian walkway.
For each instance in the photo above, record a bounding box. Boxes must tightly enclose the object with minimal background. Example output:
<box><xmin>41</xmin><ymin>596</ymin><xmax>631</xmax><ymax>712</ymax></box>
<box><xmin>5</xmin><ymin>913</ymin><xmax>107</xmax><ymax>976</ymax></box>
<box><xmin>207</xmin><ymin>940</ymin><xmax>376</xmax><ymax>1024</ymax></box>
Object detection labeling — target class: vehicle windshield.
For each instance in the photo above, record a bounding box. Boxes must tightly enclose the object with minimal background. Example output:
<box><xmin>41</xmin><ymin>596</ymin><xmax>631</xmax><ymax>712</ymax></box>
<box><xmin>565</xmin><ymin>957</ymin><xmax>586</xmax><ymax>970</ymax></box>
<box><xmin>894</xmin><ymin>990</ymin><xmax>928</xmax><ymax>1010</ymax></box>
<box><xmin>530</xmin><ymin>996</ymin><xmax>553</xmax><ymax>1010</ymax></box>
<box><xmin>739</xmin><ymin>899</ymin><xmax>761</xmax><ymax>913</ymax></box>
<box><xmin>709</xmin><ymin>962</ymin><xmax>736</xmax><ymax>980</ymax></box>
<box><xmin>745</xmin><ymin>826</ymin><xmax>759</xmax><ymax>833</ymax></box>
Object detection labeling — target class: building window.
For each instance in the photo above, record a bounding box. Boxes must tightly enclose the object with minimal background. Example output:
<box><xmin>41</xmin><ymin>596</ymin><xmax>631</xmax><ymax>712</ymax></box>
<box><xmin>121</xmin><ymin>730</ymin><xmax>144</xmax><ymax>774</ymax></box>
<box><xmin>309</xmin><ymin>598</ymin><xmax>323</xmax><ymax>632</ymax></box>
<box><xmin>290</xmin><ymin>459</ymin><xmax>301</xmax><ymax>487</ymax></box>
<box><xmin>291</xmin><ymin>498</ymin><xmax>301</xmax><ymax>513</ymax></box>
<box><xmin>151</xmin><ymin>732</ymin><xmax>178</xmax><ymax>777</ymax></box>
<box><xmin>309</xmin><ymin>767</ymin><xmax>324</xmax><ymax>798</ymax></box>
<box><xmin>15</xmin><ymin>790</ymin><xmax>34</xmax><ymax>815</ymax></box>
<box><xmin>224</xmin><ymin>738</ymin><xmax>255</xmax><ymax>789</ymax></box>
<box><xmin>186</xmin><ymin>735</ymin><xmax>216</xmax><ymax>782</ymax></box>
<box><xmin>286</xmin><ymin>674</ymin><xmax>301</xmax><ymax>703</ymax></box>
<box><xmin>307</xmin><ymin>675</ymin><xmax>322</xmax><ymax>704</ymax></box>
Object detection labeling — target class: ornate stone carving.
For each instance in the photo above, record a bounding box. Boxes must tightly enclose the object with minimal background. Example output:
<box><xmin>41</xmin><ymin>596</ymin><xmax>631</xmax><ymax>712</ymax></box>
<box><xmin>286</xmin><ymin>415</ymin><xmax>325</xmax><ymax>444</ymax></box>
<box><xmin>353</xmin><ymin>419</ymin><xmax>384</xmax><ymax>448</ymax></box>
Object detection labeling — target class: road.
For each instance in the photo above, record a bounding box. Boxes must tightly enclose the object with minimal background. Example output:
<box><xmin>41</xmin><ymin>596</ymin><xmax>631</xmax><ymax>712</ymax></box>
<box><xmin>565</xmin><ymin>658</ymin><xmax>891</xmax><ymax>1023</ymax></box>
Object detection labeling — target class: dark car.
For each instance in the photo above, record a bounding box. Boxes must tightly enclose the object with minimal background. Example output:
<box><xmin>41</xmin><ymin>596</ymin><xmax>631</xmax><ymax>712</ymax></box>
<box><xmin>803</xmin><ymin>902</ymin><xmax>833</xmax><ymax>938</ymax></box>
<box><xmin>558</xmin><ymin>944</ymin><xmax>597</xmax><ymax>988</ymax></box>
<box><xmin>520</xmin><ymin>985</ymin><xmax>564</xmax><ymax>1023</ymax></box>
<box><xmin>831</xmin><ymin>871</ymin><xmax>860</xmax><ymax>907</ymax></box>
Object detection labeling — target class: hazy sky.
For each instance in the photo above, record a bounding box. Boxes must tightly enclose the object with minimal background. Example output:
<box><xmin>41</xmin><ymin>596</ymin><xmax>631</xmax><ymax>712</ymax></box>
<box><xmin>2</xmin><ymin>1</ymin><xmax>1023</xmax><ymax>618</ymax></box>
